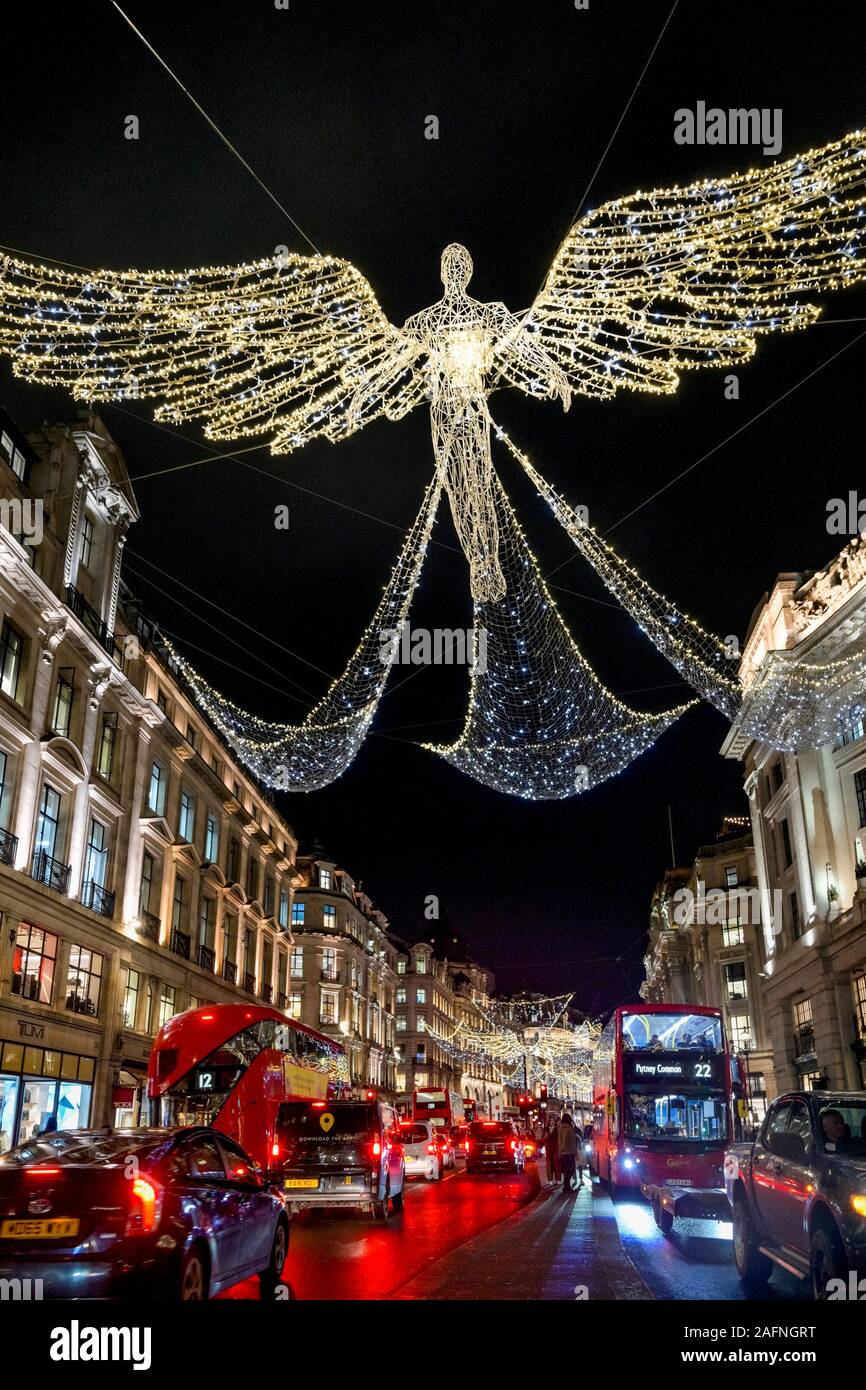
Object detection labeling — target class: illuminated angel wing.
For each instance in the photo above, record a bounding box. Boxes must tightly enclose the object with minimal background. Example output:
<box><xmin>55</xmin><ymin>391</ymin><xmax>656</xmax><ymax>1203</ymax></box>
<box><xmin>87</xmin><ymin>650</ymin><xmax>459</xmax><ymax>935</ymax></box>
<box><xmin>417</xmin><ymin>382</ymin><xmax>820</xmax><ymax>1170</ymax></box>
<box><xmin>500</xmin><ymin>130</ymin><xmax>866</xmax><ymax>401</ymax></box>
<box><xmin>0</xmin><ymin>250</ymin><xmax>426</xmax><ymax>451</ymax></box>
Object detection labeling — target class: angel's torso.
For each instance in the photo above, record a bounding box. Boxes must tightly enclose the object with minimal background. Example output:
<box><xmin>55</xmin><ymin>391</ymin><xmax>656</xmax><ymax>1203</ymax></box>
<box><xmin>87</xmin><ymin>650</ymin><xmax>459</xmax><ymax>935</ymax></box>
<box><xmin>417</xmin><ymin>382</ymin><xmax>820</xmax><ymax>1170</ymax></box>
<box><xmin>403</xmin><ymin>291</ymin><xmax>513</xmax><ymax>398</ymax></box>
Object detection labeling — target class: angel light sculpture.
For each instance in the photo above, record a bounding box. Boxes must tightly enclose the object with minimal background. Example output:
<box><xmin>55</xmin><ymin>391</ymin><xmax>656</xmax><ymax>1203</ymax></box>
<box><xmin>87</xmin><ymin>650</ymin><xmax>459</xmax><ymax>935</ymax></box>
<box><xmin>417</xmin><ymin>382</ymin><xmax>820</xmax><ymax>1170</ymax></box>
<box><xmin>2</xmin><ymin>129</ymin><xmax>865</xmax><ymax>794</ymax></box>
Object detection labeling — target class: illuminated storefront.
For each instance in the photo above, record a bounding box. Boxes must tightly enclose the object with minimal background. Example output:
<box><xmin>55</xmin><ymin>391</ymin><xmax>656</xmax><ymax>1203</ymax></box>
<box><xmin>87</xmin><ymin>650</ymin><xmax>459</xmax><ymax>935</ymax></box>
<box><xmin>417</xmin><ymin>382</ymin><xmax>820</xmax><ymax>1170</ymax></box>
<box><xmin>0</xmin><ymin>1038</ymin><xmax>95</xmax><ymax>1153</ymax></box>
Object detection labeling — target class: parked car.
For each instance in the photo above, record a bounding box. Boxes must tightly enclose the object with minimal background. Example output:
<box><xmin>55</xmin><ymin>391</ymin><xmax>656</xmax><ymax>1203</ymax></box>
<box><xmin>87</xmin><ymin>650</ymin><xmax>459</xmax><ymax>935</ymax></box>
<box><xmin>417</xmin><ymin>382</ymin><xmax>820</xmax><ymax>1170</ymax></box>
<box><xmin>273</xmin><ymin>1099</ymin><xmax>405</xmax><ymax>1219</ymax></box>
<box><xmin>399</xmin><ymin>1120</ymin><xmax>442</xmax><ymax>1181</ymax></box>
<box><xmin>0</xmin><ymin>1127</ymin><xmax>288</xmax><ymax>1300</ymax></box>
<box><xmin>725</xmin><ymin>1091</ymin><xmax>866</xmax><ymax>1298</ymax></box>
<box><xmin>465</xmin><ymin>1120</ymin><xmax>525</xmax><ymax>1173</ymax></box>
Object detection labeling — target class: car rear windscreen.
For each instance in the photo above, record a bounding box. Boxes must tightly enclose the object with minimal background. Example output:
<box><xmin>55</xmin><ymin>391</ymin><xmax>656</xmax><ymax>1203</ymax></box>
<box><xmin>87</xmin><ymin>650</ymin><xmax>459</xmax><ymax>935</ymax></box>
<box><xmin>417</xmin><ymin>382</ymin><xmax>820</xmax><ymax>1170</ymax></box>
<box><xmin>469</xmin><ymin>1122</ymin><xmax>511</xmax><ymax>1137</ymax></box>
<box><xmin>400</xmin><ymin>1126</ymin><xmax>430</xmax><ymax>1144</ymax></box>
<box><xmin>277</xmin><ymin>1103</ymin><xmax>377</xmax><ymax>1137</ymax></box>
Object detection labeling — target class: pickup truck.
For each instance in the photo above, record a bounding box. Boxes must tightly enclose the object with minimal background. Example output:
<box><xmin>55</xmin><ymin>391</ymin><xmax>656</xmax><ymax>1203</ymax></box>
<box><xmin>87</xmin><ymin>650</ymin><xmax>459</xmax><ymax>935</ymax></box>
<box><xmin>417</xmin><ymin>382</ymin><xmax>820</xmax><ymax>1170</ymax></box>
<box><xmin>725</xmin><ymin>1090</ymin><xmax>866</xmax><ymax>1298</ymax></box>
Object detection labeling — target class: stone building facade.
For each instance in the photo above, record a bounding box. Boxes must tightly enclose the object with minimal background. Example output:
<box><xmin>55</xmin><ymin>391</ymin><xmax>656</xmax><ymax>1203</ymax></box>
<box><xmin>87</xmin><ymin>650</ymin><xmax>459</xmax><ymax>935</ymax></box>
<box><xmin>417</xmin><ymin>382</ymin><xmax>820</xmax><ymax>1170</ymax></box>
<box><xmin>721</xmin><ymin>535</ymin><xmax>866</xmax><ymax>1094</ymax></box>
<box><xmin>0</xmin><ymin>406</ymin><xmax>302</xmax><ymax>1150</ymax></box>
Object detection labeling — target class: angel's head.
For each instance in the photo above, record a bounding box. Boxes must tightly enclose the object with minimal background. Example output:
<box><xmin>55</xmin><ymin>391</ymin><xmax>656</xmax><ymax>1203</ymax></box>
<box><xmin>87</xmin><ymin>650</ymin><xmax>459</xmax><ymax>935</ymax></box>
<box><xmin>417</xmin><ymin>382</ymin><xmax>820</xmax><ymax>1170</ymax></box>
<box><xmin>441</xmin><ymin>243</ymin><xmax>473</xmax><ymax>292</ymax></box>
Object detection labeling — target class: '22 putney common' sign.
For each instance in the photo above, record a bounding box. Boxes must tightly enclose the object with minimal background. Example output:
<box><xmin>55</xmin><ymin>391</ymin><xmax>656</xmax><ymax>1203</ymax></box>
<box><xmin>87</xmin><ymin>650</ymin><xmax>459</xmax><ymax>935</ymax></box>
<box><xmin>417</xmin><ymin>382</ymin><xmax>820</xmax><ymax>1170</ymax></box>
<box><xmin>623</xmin><ymin>1052</ymin><xmax>724</xmax><ymax>1086</ymax></box>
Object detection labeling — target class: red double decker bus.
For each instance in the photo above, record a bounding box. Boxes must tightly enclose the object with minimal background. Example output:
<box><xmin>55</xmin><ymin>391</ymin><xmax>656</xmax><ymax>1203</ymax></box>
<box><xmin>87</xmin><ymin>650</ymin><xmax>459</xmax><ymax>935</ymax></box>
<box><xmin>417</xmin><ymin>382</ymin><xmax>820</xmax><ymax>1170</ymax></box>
<box><xmin>591</xmin><ymin>1003</ymin><xmax>732</xmax><ymax>1197</ymax></box>
<box><xmin>146</xmin><ymin>1004</ymin><xmax>349</xmax><ymax>1172</ymax></box>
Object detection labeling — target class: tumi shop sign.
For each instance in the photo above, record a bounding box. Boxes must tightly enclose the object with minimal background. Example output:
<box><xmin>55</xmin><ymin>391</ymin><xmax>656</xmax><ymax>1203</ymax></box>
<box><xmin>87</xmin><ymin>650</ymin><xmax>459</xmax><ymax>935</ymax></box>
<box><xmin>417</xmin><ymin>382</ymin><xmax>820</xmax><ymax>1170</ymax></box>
<box><xmin>17</xmin><ymin>1019</ymin><xmax>44</xmax><ymax>1040</ymax></box>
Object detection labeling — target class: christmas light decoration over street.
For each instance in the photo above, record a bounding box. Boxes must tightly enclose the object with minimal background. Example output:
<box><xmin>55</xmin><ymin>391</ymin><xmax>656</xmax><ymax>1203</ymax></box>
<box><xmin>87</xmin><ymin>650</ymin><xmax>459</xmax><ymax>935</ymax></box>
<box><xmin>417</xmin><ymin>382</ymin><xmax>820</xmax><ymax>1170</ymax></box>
<box><xmin>3</xmin><ymin>131</ymin><xmax>866</xmax><ymax>797</ymax></box>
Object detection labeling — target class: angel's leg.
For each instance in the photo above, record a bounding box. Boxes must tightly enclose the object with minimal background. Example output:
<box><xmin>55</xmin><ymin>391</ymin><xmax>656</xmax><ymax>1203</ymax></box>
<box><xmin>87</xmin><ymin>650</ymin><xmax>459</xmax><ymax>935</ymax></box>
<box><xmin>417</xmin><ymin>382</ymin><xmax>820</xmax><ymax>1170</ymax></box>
<box><xmin>430</xmin><ymin>395</ymin><xmax>506</xmax><ymax>603</ymax></box>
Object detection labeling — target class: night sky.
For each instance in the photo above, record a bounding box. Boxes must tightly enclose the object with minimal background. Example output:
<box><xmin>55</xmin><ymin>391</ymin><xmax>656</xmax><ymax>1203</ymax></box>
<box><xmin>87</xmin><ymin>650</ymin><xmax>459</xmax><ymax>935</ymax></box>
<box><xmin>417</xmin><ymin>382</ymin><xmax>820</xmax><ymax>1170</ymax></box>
<box><xmin>2</xmin><ymin>1</ymin><xmax>865</xmax><ymax>1014</ymax></box>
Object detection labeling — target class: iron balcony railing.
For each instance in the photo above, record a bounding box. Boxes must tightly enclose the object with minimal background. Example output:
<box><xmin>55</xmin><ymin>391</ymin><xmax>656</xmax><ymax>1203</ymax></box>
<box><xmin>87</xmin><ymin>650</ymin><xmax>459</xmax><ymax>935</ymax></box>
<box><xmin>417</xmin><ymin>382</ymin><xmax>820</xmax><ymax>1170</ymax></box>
<box><xmin>243</xmin><ymin>971</ymin><xmax>256</xmax><ymax>995</ymax></box>
<box><xmin>197</xmin><ymin>943</ymin><xmax>215</xmax><ymax>974</ymax></box>
<box><xmin>137</xmin><ymin>910</ymin><xmax>161</xmax><ymax>942</ymax></box>
<box><xmin>278</xmin><ymin>992</ymin><xmax>289</xmax><ymax>1011</ymax></box>
<box><xmin>170</xmin><ymin>929</ymin><xmax>191</xmax><ymax>961</ymax></box>
<box><xmin>31</xmin><ymin>848</ymin><xmax>71</xmax><ymax>895</ymax></box>
<box><xmin>320</xmin><ymin>969</ymin><xmax>340</xmax><ymax>983</ymax></box>
<box><xmin>222</xmin><ymin>959</ymin><xmax>237</xmax><ymax>984</ymax></box>
<box><xmin>794</xmin><ymin>1026</ymin><xmax>816</xmax><ymax>1059</ymax></box>
<box><xmin>0</xmin><ymin>826</ymin><xmax>18</xmax><ymax>866</ymax></box>
<box><xmin>261</xmin><ymin>983</ymin><xmax>273</xmax><ymax>1004</ymax></box>
<box><xmin>82</xmin><ymin>880</ymin><xmax>115</xmax><ymax>919</ymax></box>
<box><xmin>65</xmin><ymin>585</ymin><xmax>122</xmax><ymax>664</ymax></box>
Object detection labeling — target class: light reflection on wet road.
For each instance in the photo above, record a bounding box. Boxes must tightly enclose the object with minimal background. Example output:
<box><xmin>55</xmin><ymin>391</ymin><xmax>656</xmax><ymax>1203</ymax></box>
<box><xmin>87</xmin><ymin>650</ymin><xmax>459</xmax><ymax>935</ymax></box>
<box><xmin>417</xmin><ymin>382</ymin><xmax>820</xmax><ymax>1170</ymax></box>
<box><xmin>220</xmin><ymin>1160</ymin><xmax>539</xmax><ymax>1300</ymax></box>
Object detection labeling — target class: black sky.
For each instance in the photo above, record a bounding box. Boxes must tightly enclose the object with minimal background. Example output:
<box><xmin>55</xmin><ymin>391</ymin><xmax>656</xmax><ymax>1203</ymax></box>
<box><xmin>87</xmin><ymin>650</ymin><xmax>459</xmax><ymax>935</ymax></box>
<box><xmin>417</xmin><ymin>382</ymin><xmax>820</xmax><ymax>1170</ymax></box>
<box><xmin>2</xmin><ymin>0</ymin><xmax>865</xmax><ymax>1013</ymax></box>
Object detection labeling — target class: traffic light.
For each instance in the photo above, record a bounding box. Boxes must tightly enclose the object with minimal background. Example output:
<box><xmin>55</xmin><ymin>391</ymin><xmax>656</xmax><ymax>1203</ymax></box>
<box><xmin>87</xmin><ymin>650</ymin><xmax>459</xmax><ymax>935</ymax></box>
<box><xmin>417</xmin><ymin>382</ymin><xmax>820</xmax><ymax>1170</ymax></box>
<box><xmin>517</xmin><ymin>1092</ymin><xmax>534</xmax><ymax>1113</ymax></box>
<box><xmin>538</xmin><ymin>1084</ymin><xmax>548</xmax><ymax>1110</ymax></box>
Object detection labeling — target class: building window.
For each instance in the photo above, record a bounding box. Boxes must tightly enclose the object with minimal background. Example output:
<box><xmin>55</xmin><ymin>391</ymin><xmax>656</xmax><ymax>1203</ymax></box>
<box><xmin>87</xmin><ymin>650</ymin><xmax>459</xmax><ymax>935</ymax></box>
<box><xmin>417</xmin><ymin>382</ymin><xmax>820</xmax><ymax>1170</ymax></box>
<box><xmin>772</xmin><ymin>760</ymin><xmax>785</xmax><ymax>792</ymax></box>
<box><xmin>185</xmin><ymin>723</ymin><xmax>199</xmax><ymax>752</ymax></box>
<box><xmin>227</xmin><ymin>835</ymin><xmax>240</xmax><ymax>882</ymax></box>
<box><xmin>178</xmin><ymin>789</ymin><xmax>195</xmax><ymax>842</ymax></box>
<box><xmin>854</xmin><ymin>974</ymin><xmax>866</xmax><ymax>1039</ymax></box>
<box><xmin>264</xmin><ymin>875</ymin><xmax>275</xmax><ymax>918</ymax></box>
<box><xmin>322</xmin><ymin>947</ymin><xmax>337</xmax><ymax>980</ymax></box>
<box><xmin>291</xmin><ymin>900</ymin><xmax>305</xmax><ymax>927</ymax></box>
<box><xmin>278</xmin><ymin>887</ymin><xmax>289</xmax><ymax>929</ymax></box>
<box><xmin>35</xmin><ymin>783</ymin><xmax>61</xmax><ymax>860</ymax></box>
<box><xmin>80</xmin><ymin>515</ymin><xmax>94</xmax><ymax>570</ymax></box>
<box><xmin>51</xmin><ymin>668</ymin><xmax>74</xmax><ymax>737</ymax></box>
<box><xmin>416</xmin><ymin>987</ymin><xmax>427</xmax><ymax>1004</ymax></box>
<box><xmin>158</xmin><ymin>985</ymin><xmax>176</xmax><ymax>1028</ymax></box>
<box><xmin>855</xmin><ymin>769</ymin><xmax>866</xmax><ymax>830</ymax></box>
<box><xmin>396</xmin><ymin>986</ymin><xmax>406</xmax><ymax>1005</ymax></box>
<box><xmin>122</xmin><ymin>968</ymin><xmax>141</xmax><ymax>1029</ymax></box>
<box><xmin>172</xmin><ymin>876</ymin><xmax>186</xmax><ymax>932</ymax></box>
<box><xmin>790</xmin><ymin>890</ymin><xmax>801</xmax><ymax>940</ymax></box>
<box><xmin>139</xmin><ymin>851</ymin><xmax>155</xmax><ymax>914</ymax></box>
<box><xmin>320</xmin><ymin>994</ymin><xmax>337</xmax><ymax>1025</ymax></box>
<box><xmin>780</xmin><ymin>819</ymin><xmax>793</xmax><ymax>870</ymax></box>
<box><xmin>84</xmin><ymin>817</ymin><xmax>109</xmax><ymax>890</ymax></box>
<box><xmin>0</xmin><ymin>748</ymin><xmax>11</xmax><ymax>829</ymax></box>
<box><xmin>96</xmin><ymin>712</ymin><xmax>118</xmax><ymax>781</ymax></box>
<box><xmin>415</xmin><ymin>955</ymin><xmax>427</xmax><ymax>975</ymax></box>
<box><xmin>204</xmin><ymin>812</ymin><xmax>219</xmax><ymax>864</ymax></box>
<box><xmin>11</xmin><ymin>924</ymin><xmax>57</xmax><ymax>1004</ymax></box>
<box><xmin>727</xmin><ymin>1012</ymin><xmax>751</xmax><ymax>1050</ymax></box>
<box><xmin>246</xmin><ymin>856</ymin><xmax>259</xmax><ymax>901</ymax></box>
<box><xmin>287</xmin><ymin>992</ymin><xmax>302</xmax><ymax>1021</ymax></box>
<box><xmin>396</xmin><ymin>1014</ymin><xmax>407</xmax><ymax>1032</ymax></box>
<box><xmin>397</xmin><ymin>959</ymin><xmax>406</xmax><ymax>975</ymax></box>
<box><xmin>277</xmin><ymin>951</ymin><xmax>288</xmax><ymax>1000</ymax></box>
<box><xmin>724</xmin><ymin>961</ymin><xmax>748</xmax><ymax>1001</ymax></box>
<box><xmin>724</xmin><ymin>865</ymin><xmax>738</xmax><ymax>888</ymax></box>
<box><xmin>148</xmin><ymin>761</ymin><xmax>166</xmax><ymax>816</ymax></box>
<box><xmin>66</xmin><ymin>946</ymin><xmax>103</xmax><ymax>1016</ymax></box>
<box><xmin>323</xmin><ymin>904</ymin><xmax>336</xmax><ymax>932</ymax></box>
<box><xmin>318</xmin><ymin>868</ymin><xmax>332</xmax><ymax>890</ymax></box>
<box><xmin>0</xmin><ymin>619</ymin><xmax>23</xmax><ymax>701</ymax></box>
<box><xmin>800</xmin><ymin>1071</ymin><xmax>823</xmax><ymax>1092</ymax></box>
<box><xmin>290</xmin><ymin>947</ymin><xmax>304</xmax><ymax>978</ymax></box>
<box><xmin>723</xmin><ymin>922</ymin><xmax>745</xmax><ymax>947</ymax></box>
<box><xmin>198</xmin><ymin>896</ymin><xmax>216</xmax><ymax>951</ymax></box>
<box><xmin>794</xmin><ymin>997</ymin><xmax>814</xmax><ymax>1056</ymax></box>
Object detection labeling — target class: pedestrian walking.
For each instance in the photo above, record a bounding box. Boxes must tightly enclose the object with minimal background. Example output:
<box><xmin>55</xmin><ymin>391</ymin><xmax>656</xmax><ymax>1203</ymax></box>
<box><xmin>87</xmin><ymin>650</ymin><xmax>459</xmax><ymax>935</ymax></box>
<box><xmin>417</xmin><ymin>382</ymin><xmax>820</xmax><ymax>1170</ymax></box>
<box><xmin>557</xmin><ymin>1112</ymin><xmax>578</xmax><ymax>1193</ymax></box>
<box><xmin>544</xmin><ymin>1117</ymin><xmax>560</xmax><ymax>1185</ymax></box>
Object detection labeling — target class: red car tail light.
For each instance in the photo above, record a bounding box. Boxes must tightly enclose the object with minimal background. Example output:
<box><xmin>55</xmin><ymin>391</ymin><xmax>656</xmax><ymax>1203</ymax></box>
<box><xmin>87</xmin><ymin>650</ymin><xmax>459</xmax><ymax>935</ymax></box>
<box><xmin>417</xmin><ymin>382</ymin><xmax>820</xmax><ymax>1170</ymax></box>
<box><xmin>464</xmin><ymin>1141</ymin><xmax>470</xmax><ymax>1152</ymax></box>
<box><xmin>125</xmin><ymin>1176</ymin><xmax>161</xmax><ymax>1236</ymax></box>
<box><xmin>25</xmin><ymin>1166</ymin><xmax>61</xmax><ymax>1177</ymax></box>
<box><xmin>509</xmin><ymin>1140</ymin><xmax>517</xmax><ymax>1151</ymax></box>
<box><xmin>427</xmin><ymin>1143</ymin><xmax>437</xmax><ymax>1155</ymax></box>
<box><xmin>372</xmin><ymin>1140</ymin><xmax>382</xmax><ymax>1158</ymax></box>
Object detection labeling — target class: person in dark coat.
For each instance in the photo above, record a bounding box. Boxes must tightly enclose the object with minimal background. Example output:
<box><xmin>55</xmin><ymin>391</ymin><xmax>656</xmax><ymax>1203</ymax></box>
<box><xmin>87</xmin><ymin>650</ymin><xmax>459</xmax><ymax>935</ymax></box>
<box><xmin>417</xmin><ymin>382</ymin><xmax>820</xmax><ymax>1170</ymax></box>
<box><xmin>544</xmin><ymin>1117</ymin><xmax>560</xmax><ymax>1185</ymax></box>
<box><xmin>557</xmin><ymin>1112</ymin><xmax>578</xmax><ymax>1192</ymax></box>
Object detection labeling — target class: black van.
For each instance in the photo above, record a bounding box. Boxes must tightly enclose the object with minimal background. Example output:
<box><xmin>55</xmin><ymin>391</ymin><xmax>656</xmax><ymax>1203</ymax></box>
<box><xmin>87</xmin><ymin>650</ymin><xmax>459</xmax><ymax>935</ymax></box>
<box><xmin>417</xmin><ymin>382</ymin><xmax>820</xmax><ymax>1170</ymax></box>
<box><xmin>273</xmin><ymin>1099</ymin><xmax>406</xmax><ymax>1220</ymax></box>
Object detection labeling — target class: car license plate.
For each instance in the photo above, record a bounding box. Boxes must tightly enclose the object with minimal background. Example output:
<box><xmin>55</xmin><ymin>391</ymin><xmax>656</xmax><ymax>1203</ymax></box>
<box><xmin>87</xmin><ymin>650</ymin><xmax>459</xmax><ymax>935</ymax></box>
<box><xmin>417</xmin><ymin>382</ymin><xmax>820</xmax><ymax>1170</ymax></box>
<box><xmin>283</xmin><ymin>1178</ymin><xmax>320</xmax><ymax>1189</ymax></box>
<box><xmin>1</xmin><ymin>1218</ymin><xmax>80</xmax><ymax>1239</ymax></box>
<box><xmin>483</xmin><ymin>1147</ymin><xmax>496</xmax><ymax>1155</ymax></box>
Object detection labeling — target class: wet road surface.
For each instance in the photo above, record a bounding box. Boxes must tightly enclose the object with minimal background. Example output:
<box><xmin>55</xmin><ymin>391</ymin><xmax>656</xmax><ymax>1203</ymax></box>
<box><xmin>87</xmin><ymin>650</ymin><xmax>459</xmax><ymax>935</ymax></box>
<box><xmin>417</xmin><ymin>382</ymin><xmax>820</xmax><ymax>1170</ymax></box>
<box><xmin>609</xmin><ymin>1191</ymin><xmax>807</xmax><ymax>1301</ymax></box>
<box><xmin>220</xmin><ymin>1158</ymin><xmax>539</xmax><ymax>1300</ymax></box>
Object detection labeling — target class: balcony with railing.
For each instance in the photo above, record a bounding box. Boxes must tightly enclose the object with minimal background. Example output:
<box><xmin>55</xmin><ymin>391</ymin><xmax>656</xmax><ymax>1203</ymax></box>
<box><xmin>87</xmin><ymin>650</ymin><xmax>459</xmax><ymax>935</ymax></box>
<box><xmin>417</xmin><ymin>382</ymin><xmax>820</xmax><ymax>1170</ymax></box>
<box><xmin>0</xmin><ymin>826</ymin><xmax>18</xmax><ymax>867</ymax></box>
<box><xmin>136</xmin><ymin>910</ymin><xmax>161</xmax><ymax>943</ymax></box>
<box><xmin>196</xmin><ymin>943</ymin><xmax>215</xmax><ymax>974</ymax></box>
<box><xmin>170</xmin><ymin>929</ymin><xmax>191</xmax><ymax>961</ymax></box>
<box><xmin>261</xmin><ymin>983</ymin><xmax>273</xmax><ymax>1004</ymax></box>
<box><xmin>320</xmin><ymin>969</ymin><xmax>341</xmax><ymax>983</ymax></box>
<box><xmin>278</xmin><ymin>992</ymin><xmax>289</xmax><ymax>1011</ymax></box>
<box><xmin>31</xmin><ymin>848</ymin><xmax>71</xmax><ymax>895</ymax></box>
<box><xmin>82</xmin><ymin>880</ymin><xmax>115</xmax><ymax>919</ymax></box>
<box><xmin>222</xmin><ymin>959</ymin><xmax>237</xmax><ymax>985</ymax></box>
<box><xmin>793</xmin><ymin>1025</ymin><xmax>816</xmax><ymax>1060</ymax></box>
<box><xmin>243</xmin><ymin>971</ymin><xmax>256</xmax><ymax>995</ymax></box>
<box><xmin>65</xmin><ymin>584</ymin><xmax>122</xmax><ymax>663</ymax></box>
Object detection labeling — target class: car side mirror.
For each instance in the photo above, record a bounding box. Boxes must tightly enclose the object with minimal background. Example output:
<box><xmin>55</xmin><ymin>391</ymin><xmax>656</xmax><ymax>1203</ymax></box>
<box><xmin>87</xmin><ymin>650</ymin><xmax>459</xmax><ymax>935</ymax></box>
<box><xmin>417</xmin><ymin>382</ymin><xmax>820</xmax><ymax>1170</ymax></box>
<box><xmin>770</xmin><ymin>1132</ymin><xmax>807</xmax><ymax>1162</ymax></box>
